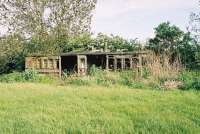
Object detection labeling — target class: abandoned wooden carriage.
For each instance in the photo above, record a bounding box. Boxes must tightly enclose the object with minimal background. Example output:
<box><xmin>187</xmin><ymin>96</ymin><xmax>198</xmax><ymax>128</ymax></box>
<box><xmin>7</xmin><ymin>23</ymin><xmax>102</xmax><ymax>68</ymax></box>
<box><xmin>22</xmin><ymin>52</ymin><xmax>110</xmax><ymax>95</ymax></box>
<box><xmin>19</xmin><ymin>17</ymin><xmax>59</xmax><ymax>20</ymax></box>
<box><xmin>25</xmin><ymin>51</ymin><xmax>148</xmax><ymax>77</ymax></box>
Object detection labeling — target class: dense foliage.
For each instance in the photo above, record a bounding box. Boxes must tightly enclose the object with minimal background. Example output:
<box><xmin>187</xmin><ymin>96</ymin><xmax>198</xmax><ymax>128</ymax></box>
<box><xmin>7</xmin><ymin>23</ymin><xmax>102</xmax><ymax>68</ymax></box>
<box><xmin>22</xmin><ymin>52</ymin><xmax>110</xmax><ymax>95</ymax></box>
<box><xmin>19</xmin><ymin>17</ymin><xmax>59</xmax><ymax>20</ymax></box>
<box><xmin>0</xmin><ymin>0</ymin><xmax>97</xmax><ymax>37</ymax></box>
<box><xmin>147</xmin><ymin>22</ymin><xmax>199</xmax><ymax>68</ymax></box>
<box><xmin>0</xmin><ymin>0</ymin><xmax>97</xmax><ymax>74</ymax></box>
<box><xmin>189</xmin><ymin>7</ymin><xmax>200</xmax><ymax>67</ymax></box>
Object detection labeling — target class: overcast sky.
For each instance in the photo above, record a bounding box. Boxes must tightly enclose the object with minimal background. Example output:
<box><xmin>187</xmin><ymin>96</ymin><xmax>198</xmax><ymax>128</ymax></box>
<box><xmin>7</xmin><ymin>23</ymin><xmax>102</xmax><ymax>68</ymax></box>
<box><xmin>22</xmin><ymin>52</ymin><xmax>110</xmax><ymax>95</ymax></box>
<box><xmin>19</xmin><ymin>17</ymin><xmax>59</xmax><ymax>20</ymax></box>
<box><xmin>0</xmin><ymin>0</ymin><xmax>198</xmax><ymax>41</ymax></box>
<box><xmin>91</xmin><ymin>0</ymin><xmax>199</xmax><ymax>41</ymax></box>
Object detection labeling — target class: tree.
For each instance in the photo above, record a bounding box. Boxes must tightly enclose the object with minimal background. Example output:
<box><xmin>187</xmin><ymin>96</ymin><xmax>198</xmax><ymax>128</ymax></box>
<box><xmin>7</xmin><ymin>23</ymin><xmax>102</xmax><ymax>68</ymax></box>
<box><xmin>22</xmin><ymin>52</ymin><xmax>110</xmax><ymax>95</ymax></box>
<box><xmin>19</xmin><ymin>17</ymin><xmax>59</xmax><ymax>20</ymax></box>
<box><xmin>0</xmin><ymin>0</ymin><xmax>97</xmax><ymax>37</ymax></box>
<box><xmin>148</xmin><ymin>22</ymin><xmax>198</xmax><ymax>68</ymax></box>
<box><xmin>189</xmin><ymin>4</ymin><xmax>200</xmax><ymax>67</ymax></box>
<box><xmin>148</xmin><ymin>22</ymin><xmax>184</xmax><ymax>57</ymax></box>
<box><xmin>0</xmin><ymin>34</ymin><xmax>25</xmax><ymax>74</ymax></box>
<box><xmin>178</xmin><ymin>32</ymin><xmax>198</xmax><ymax>68</ymax></box>
<box><xmin>0</xmin><ymin>0</ymin><xmax>97</xmax><ymax>73</ymax></box>
<box><xmin>91</xmin><ymin>33</ymin><xmax>141</xmax><ymax>52</ymax></box>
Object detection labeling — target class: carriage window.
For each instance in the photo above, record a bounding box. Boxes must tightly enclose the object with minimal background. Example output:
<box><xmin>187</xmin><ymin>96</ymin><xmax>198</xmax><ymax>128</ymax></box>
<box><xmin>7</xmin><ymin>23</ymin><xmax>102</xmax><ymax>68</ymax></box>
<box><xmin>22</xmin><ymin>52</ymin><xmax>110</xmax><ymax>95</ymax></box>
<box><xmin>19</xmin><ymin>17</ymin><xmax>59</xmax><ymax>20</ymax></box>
<box><xmin>43</xmin><ymin>59</ymin><xmax>48</xmax><ymax>69</ymax></box>
<box><xmin>80</xmin><ymin>58</ymin><xmax>86</xmax><ymax>68</ymax></box>
<box><xmin>48</xmin><ymin>59</ymin><xmax>54</xmax><ymax>69</ymax></box>
<box><xmin>36</xmin><ymin>59</ymin><xmax>42</xmax><ymax>69</ymax></box>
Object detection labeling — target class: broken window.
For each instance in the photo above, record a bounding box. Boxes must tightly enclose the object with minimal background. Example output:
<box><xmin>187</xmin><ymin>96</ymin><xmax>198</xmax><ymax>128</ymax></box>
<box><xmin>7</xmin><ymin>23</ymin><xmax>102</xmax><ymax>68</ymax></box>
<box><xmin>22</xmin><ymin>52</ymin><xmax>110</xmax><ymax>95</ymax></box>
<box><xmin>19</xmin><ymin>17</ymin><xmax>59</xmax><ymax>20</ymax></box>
<box><xmin>48</xmin><ymin>59</ymin><xmax>54</xmax><ymax>69</ymax></box>
<box><xmin>43</xmin><ymin>59</ymin><xmax>48</xmax><ymax>69</ymax></box>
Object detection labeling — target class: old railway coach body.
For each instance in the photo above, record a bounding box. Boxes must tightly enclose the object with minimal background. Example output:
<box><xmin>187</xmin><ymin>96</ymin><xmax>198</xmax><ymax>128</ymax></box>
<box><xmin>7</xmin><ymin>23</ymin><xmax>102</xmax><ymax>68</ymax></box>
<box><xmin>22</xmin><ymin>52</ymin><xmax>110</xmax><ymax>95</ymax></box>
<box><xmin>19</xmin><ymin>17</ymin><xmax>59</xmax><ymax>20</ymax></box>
<box><xmin>25</xmin><ymin>51</ymin><xmax>148</xmax><ymax>77</ymax></box>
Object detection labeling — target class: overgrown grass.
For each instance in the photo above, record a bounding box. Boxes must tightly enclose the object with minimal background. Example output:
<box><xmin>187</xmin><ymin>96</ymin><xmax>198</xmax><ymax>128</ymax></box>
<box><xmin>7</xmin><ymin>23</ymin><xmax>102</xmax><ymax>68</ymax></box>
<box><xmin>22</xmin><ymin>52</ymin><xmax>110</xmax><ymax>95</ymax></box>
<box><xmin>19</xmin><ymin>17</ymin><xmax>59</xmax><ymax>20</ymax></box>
<box><xmin>178</xmin><ymin>71</ymin><xmax>200</xmax><ymax>90</ymax></box>
<box><xmin>0</xmin><ymin>83</ymin><xmax>199</xmax><ymax>134</ymax></box>
<box><xmin>1</xmin><ymin>68</ymin><xmax>200</xmax><ymax>91</ymax></box>
<box><xmin>0</xmin><ymin>70</ymin><xmax>60</xmax><ymax>84</ymax></box>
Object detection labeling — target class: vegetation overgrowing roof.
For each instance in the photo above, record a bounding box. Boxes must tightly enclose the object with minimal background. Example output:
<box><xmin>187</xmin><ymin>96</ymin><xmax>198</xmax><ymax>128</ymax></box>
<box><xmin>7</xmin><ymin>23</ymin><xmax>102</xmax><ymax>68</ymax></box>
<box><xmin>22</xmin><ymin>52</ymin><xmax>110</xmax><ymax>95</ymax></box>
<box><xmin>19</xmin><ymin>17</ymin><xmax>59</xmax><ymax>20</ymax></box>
<box><xmin>28</xmin><ymin>51</ymin><xmax>149</xmax><ymax>57</ymax></box>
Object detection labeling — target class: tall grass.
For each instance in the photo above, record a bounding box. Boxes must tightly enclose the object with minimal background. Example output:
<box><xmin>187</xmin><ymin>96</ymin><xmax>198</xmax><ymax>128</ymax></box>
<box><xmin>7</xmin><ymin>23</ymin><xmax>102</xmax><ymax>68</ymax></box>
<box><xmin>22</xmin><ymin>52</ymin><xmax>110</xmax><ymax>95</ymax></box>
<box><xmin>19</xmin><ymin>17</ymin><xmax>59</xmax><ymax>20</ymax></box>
<box><xmin>0</xmin><ymin>70</ymin><xmax>58</xmax><ymax>84</ymax></box>
<box><xmin>146</xmin><ymin>53</ymin><xmax>182</xmax><ymax>81</ymax></box>
<box><xmin>0</xmin><ymin>83</ymin><xmax>199</xmax><ymax>134</ymax></box>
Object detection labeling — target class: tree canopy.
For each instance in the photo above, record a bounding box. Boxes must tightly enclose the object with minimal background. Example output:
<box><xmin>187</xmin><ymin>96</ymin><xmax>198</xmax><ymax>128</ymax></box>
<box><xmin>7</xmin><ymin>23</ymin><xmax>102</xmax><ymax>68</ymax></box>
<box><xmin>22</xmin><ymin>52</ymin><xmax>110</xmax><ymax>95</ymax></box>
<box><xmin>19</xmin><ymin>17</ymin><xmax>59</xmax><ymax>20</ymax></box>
<box><xmin>0</xmin><ymin>0</ymin><xmax>97</xmax><ymax>37</ymax></box>
<box><xmin>148</xmin><ymin>22</ymin><xmax>198</xmax><ymax>68</ymax></box>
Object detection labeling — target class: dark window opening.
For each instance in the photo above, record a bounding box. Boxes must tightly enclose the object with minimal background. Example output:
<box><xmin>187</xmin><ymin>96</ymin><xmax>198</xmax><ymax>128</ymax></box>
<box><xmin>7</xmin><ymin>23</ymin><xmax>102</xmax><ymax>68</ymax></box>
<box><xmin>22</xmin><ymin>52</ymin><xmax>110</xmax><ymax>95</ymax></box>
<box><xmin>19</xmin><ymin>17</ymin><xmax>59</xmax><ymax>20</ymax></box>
<box><xmin>61</xmin><ymin>56</ymin><xmax>77</xmax><ymax>74</ymax></box>
<box><xmin>117</xmin><ymin>59</ymin><xmax>122</xmax><ymax>70</ymax></box>
<box><xmin>108</xmin><ymin>58</ymin><xmax>114</xmax><ymax>70</ymax></box>
<box><xmin>87</xmin><ymin>55</ymin><xmax>106</xmax><ymax>69</ymax></box>
<box><xmin>125</xmin><ymin>59</ymin><xmax>131</xmax><ymax>69</ymax></box>
<box><xmin>57</xmin><ymin>60</ymin><xmax>59</xmax><ymax>69</ymax></box>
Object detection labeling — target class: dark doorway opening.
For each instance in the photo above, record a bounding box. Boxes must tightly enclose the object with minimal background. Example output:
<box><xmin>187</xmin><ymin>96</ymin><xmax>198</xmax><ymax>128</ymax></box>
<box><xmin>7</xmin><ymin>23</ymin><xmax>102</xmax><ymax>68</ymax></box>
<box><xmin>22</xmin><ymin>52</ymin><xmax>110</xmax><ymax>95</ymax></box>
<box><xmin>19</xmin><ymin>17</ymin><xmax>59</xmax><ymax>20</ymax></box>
<box><xmin>61</xmin><ymin>56</ymin><xmax>77</xmax><ymax>73</ymax></box>
<box><xmin>108</xmin><ymin>58</ymin><xmax>114</xmax><ymax>70</ymax></box>
<box><xmin>125</xmin><ymin>58</ymin><xmax>131</xmax><ymax>69</ymax></box>
<box><xmin>117</xmin><ymin>59</ymin><xmax>122</xmax><ymax>70</ymax></box>
<box><xmin>87</xmin><ymin>55</ymin><xmax>106</xmax><ymax>69</ymax></box>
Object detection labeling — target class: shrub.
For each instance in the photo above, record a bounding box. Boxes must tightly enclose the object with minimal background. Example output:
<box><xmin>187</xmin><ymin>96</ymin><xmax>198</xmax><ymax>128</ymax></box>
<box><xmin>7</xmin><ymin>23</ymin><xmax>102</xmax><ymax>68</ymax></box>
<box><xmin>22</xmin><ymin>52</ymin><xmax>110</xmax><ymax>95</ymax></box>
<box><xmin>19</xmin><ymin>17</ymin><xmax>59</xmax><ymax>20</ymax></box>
<box><xmin>89</xmin><ymin>65</ymin><xmax>100</xmax><ymax>76</ymax></box>
<box><xmin>21</xmin><ymin>69</ymin><xmax>39</xmax><ymax>82</ymax></box>
<box><xmin>179</xmin><ymin>71</ymin><xmax>200</xmax><ymax>90</ymax></box>
<box><xmin>88</xmin><ymin>65</ymin><xmax>116</xmax><ymax>86</ymax></box>
<box><xmin>0</xmin><ymin>72</ymin><xmax>23</xmax><ymax>83</ymax></box>
<box><xmin>95</xmin><ymin>72</ymin><xmax>116</xmax><ymax>86</ymax></box>
<box><xmin>120</xmin><ymin>71</ymin><xmax>136</xmax><ymax>86</ymax></box>
<box><xmin>0</xmin><ymin>70</ymin><xmax>56</xmax><ymax>84</ymax></box>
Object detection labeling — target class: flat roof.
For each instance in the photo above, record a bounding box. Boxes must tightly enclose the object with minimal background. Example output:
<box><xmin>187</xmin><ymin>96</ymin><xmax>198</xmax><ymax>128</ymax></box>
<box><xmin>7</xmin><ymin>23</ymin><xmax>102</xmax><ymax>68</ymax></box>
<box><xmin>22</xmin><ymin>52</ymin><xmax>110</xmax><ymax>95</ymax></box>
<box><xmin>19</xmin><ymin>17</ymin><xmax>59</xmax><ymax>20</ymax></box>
<box><xmin>28</xmin><ymin>51</ymin><xmax>149</xmax><ymax>57</ymax></box>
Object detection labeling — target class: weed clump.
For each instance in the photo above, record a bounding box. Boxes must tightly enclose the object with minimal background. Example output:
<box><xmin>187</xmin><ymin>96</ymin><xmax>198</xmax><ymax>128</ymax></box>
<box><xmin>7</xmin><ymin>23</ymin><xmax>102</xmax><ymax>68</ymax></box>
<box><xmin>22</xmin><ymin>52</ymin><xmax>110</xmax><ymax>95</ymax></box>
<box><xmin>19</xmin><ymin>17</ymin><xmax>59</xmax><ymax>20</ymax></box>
<box><xmin>178</xmin><ymin>71</ymin><xmax>200</xmax><ymax>90</ymax></box>
<box><xmin>0</xmin><ymin>70</ymin><xmax>56</xmax><ymax>84</ymax></box>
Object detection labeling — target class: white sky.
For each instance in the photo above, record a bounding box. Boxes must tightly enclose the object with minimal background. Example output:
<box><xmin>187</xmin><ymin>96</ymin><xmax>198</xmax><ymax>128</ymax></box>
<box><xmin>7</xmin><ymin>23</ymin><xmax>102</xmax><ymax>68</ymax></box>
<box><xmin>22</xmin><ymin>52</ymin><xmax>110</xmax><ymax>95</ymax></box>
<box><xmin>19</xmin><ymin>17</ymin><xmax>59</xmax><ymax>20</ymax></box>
<box><xmin>0</xmin><ymin>0</ymin><xmax>199</xmax><ymax>41</ymax></box>
<box><xmin>91</xmin><ymin>0</ymin><xmax>199</xmax><ymax>41</ymax></box>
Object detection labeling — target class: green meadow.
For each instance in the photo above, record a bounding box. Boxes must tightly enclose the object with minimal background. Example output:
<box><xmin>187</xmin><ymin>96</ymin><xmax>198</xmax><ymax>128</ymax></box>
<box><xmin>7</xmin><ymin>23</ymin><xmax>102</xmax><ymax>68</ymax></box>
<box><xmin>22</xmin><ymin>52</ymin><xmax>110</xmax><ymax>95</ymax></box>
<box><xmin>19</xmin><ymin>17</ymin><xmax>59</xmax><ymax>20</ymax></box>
<box><xmin>0</xmin><ymin>83</ymin><xmax>199</xmax><ymax>134</ymax></box>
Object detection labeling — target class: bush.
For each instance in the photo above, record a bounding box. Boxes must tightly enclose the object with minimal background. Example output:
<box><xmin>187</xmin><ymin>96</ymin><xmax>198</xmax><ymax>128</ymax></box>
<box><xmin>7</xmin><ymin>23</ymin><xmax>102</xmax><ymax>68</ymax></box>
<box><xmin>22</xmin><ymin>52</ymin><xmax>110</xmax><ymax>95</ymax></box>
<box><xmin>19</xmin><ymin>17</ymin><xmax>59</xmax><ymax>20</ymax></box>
<box><xmin>179</xmin><ymin>71</ymin><xmax>200</xmax><ymax>90</ymax></box>
<box><xmin>0</xmin><ymin>70</ymin><xmax>56</xmax><ymax>84</ymax></box>
<box><xmin>120</xmin><ymin>71</ymin><xmax>135</xmax><ymax>86</ymax></box>
<box><xmin>21</xmin><ymin>70</ymin><xmax>39</xmax><ymax>82</ymax></box>
<box><xmin>0</xmin><ymin>72</ymin><xmax>23</xmax><ymax>83</ymax></box>
<box><xmin>89</xmin><ymin>65</ymin><xmax>100</xmax><ymax>76</ymax></box>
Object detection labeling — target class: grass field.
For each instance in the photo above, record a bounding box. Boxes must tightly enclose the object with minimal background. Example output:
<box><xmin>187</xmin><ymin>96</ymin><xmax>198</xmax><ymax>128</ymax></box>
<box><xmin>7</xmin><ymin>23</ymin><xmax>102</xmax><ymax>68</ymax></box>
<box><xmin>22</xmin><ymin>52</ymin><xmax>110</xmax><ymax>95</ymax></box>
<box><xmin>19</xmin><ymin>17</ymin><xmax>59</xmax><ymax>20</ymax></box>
<box><xmin>0</xmin><ymin>83</ymin><xmax>199</xmax><ymax>134</ymax></box>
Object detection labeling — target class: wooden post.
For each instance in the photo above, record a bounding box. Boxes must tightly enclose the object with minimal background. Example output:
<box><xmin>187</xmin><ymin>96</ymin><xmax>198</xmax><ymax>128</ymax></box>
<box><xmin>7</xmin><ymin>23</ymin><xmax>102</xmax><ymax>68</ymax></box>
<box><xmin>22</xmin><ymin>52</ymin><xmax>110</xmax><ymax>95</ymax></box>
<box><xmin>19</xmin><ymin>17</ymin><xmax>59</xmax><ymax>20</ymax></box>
<box><xmin>130</xmin><ymin>58</ymin><xmax>133</xmax><ymax>69</ymax></box>
<box><xmin>59</xmin><ymin>56</ymin><xmax>62</xmax><ymax>78</ymax></box>
<box><xmin>114</xmin><ymin>57</ymin><xmax>117</xmax><ymax>71</ymax></box>
<box><xmin>121</xmin><ymin>58</ymin><xmax>125</xmax><ymax>71</ymax></box>
<box><xmin>106</xmin><ymin>55</ymin><xmax>109</xmax><ymax>70</ymax></box>
<box><xmin>77</xmin><ymin>55</ymin><xmax>87</xmax><ymax>76</ymax></box>
<box><xmin>41</xmin><ymin>58</ymin><xmax>45</xmax><ymax>69</ymax></box>
<box><xmin>138</xmin><ymin>55</ymin><xmax>142</xmax><ymax>77</ymax></box>
<box><xmin>85</xmin><ymin>56</ymin><xmax>87</xmax><ymax>75</ymax></box>
<box><xmin>47</xmin><ymin>58</ymin><xmax>50</xmax><ymax>69</ymax></box>
<box><xmin>53</xmin><ymin>59</ymin><xmax>57</xmax><ymax>69</ymax></box>
<box><xmin>77</xmin><ymin>55</ymin><xmax>80</xmax><ymax>75</ymax></box>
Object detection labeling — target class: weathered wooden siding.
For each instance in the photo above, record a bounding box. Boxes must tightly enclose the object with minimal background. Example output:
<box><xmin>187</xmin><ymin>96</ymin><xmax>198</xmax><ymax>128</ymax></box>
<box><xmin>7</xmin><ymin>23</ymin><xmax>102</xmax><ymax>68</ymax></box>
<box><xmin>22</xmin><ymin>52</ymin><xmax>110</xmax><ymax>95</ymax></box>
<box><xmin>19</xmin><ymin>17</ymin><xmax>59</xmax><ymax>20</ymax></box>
<box><xmin>25</xmin><ymin>56</ymin><xmax>60</xmax><ymax>76</ymax></box>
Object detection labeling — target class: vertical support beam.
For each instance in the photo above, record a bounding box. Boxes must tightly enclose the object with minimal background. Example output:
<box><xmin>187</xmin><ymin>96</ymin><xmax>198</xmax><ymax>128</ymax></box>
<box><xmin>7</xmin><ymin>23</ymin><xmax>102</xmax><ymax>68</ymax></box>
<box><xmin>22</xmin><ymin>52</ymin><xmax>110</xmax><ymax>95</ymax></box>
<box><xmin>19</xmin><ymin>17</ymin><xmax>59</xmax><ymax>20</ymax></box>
<box><xmin>85</xmin><ymin>56</ymin><xmax>88</xmax><ymax>75</ymax></box>
<box><xmin>47</xmin><ymin>58</ymin><xmax>50</xmax><ymax>69</ymax></box>
<box><xmin>77</xmin><ymin>55</ymin><xmax>87</xmax><ymax>76</ymax></box>
<box><xmin>106</xmin><ymin>55</ymin><xmax>109</xmax><ymax>70</ymax></box>
<box><xmin>53</xmin><ymin>59</ymin><xmax>57</xmax><ymax>69</ymax></box>
<box><xmin>114</xmin><ymin>57</ymin><xmax>117</xmax><ymax>71</ymax></box>
<box><xmin>130</xmin><ymin>57</ymin><xmax>133</xmax><ymax>69</ymax></box>
<box><xmin>41</xmin><ymin>58</ymin><xmax>45</xmax><ymax>69</ymax></box>
<box><xmin>59</xmin><ymin>56</ymin><xmax>62</xmax><ymax>78</ymax></box>
<box><xmin>138</xmin><ymin>55</ymin><xmax>143</xmax><ymax>77</ymax></box>
<box><xmin>121</xmin><ymin>58</ymin><xmax>125</xmax><ymax>71</ymax></box>
<box><xmin>77</xmin><ymin>55</ymin><xmax>80</xmax><ymax>75</ymax></box>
